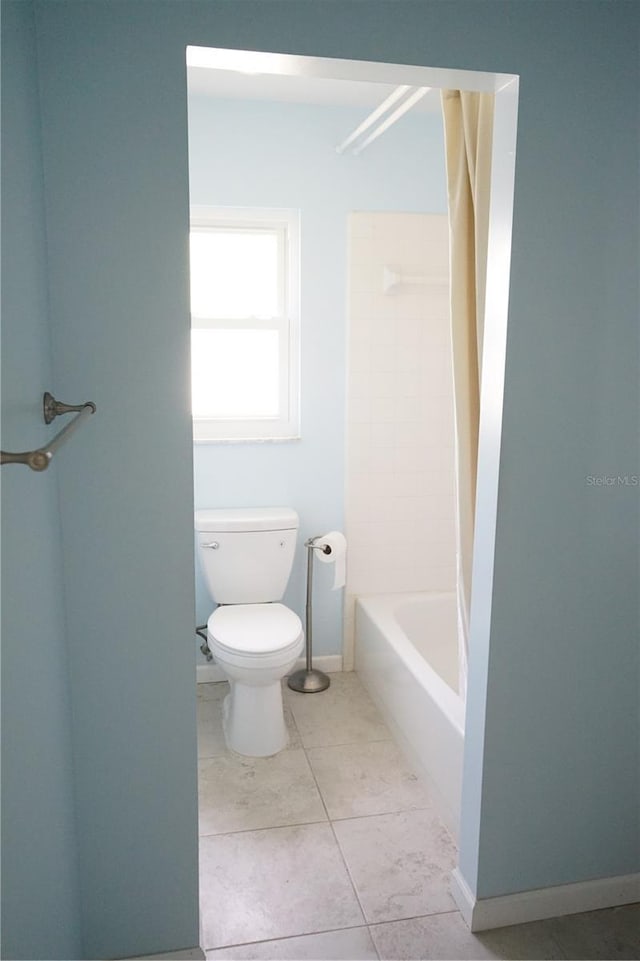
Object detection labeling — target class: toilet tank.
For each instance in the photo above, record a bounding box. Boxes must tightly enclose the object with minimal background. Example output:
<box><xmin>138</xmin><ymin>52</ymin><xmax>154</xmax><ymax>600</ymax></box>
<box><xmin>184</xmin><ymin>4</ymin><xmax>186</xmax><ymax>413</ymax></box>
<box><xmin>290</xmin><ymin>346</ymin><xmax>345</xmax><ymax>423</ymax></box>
<box><xmin>195</xmin><ymin>507</ymin><xmax>299</xmax><ymax>605</ymax></box>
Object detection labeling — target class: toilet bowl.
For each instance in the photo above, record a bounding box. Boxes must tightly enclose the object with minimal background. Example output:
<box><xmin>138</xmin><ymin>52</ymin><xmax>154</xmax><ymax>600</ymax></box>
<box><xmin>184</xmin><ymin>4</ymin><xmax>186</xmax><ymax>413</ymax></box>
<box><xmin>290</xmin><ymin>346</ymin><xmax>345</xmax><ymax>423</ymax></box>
<box><xmin>195</xmin><ymin>507</ymin><xmax>303</xmax><ymax>757</ymax></box>
<box><xmin>207</xmin><ymin>603</ymin><xmax>303</xmax><ymax>756</ymax></box>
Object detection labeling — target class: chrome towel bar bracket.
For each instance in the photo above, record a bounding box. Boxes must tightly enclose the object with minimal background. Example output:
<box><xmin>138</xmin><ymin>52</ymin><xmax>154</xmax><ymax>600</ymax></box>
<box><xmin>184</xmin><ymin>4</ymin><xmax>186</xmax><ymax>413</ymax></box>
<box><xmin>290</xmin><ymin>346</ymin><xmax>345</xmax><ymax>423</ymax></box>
<box><xmin>1</xmin><ymin>392</ymin><xmax>97</xmax><ymax>471</ymax></box>
<box><xmin>43</xmin><ymin>390</ymin><xmax>96</xmax><ymax>424</ymax></box>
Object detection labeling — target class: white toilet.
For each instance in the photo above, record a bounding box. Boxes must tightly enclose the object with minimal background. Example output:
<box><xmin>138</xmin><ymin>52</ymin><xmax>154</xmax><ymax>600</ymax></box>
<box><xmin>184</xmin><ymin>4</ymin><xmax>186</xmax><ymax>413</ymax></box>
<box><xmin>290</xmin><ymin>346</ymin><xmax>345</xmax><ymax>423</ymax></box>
<box><xmin>195</xmin><ymin>507</ymin><xmax>304</xmax><ymax>757</ymax></box>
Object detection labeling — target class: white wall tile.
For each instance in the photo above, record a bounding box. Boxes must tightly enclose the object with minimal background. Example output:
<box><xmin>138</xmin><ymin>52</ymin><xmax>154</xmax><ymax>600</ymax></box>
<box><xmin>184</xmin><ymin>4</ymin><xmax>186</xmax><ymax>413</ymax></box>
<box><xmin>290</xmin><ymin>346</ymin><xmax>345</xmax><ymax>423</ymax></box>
<box><xmin>348</xmin><ymin>397</ymin><xmax>371</xmax><ymax>424</ymax></box>
<box><xmin>369</xmin><ymin>423</ymin><xmax>398</xmax><ymax>448</ymax></box>
<box><xmin>346</xmin><ymin>212</ymin><xmax>456</xmax><ymax>612</ymax></box>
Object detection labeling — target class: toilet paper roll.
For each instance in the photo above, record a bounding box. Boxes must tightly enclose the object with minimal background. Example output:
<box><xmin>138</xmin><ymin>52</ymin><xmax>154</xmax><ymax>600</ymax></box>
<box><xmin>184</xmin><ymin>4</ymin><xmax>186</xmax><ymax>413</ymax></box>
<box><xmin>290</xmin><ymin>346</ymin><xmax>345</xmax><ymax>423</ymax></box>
<box><xmin>313</xmin><ymin>531</ymin><xmax>347</xmax><ymax>590</ymax></box>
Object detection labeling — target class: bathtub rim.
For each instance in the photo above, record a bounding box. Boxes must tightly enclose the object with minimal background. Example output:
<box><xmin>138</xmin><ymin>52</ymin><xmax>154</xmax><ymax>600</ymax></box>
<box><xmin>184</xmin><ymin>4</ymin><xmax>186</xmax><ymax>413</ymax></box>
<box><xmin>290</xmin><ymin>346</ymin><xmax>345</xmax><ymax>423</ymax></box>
<box><xmin>355</xmin><ymin>591</ymin><xmax>466</xmax><ymax>737</ymax></box>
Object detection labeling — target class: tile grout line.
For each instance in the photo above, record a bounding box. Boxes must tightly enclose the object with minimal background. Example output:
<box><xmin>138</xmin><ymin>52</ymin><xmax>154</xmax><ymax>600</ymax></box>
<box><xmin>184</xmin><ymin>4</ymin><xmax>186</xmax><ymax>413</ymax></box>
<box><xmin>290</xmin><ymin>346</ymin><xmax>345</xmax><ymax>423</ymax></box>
<box><xmin>199</xmin><ymin>679</ymin><xmax>640</xmax><ymax>959</ymax></box>
<box><xmin>204</xmin><ymin>919</ymin><xmax>383</xmax><ymax>957</ymax></box>
<box><xmin>294</xmin><ymin>735</ymin><xmax>395</xmax><ymax>749</ymax></box>
<box><xmin>198</xmin><ymin>816</ymin><xmax>328</xmax><ymax>841</ymax></box>
<box><xmin>299</xmin><ymin>732</ymin><xmax>375</xmax><ymax>941</ymax></box>
<box><xmin>198</xmin><ymin>676</ymin><xmax>457</xmax><ymax>957</ymax></box>
<box><xmin>294</xmin><ymin>686</ymin><xmax>462</xmax><ymax>954</ymax></box>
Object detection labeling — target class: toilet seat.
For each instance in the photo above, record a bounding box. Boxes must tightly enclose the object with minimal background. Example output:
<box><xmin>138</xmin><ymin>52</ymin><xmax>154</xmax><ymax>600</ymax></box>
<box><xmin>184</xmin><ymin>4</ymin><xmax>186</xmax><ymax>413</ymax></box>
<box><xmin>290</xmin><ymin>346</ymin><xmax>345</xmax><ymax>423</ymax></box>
<box><xmin>208</xmin><ymin>602</ymin><xmax>303</xmax><ymax>658</ymax></box>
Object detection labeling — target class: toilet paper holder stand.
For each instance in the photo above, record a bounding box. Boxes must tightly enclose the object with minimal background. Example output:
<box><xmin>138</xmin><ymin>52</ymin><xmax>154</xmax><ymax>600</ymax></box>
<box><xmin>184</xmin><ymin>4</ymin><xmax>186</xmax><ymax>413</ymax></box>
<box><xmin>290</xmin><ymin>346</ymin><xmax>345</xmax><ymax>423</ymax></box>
<box><xmin>287</xmin><ymin>537</ymin><xmax>332</xmax><ymax>694</ymax></box>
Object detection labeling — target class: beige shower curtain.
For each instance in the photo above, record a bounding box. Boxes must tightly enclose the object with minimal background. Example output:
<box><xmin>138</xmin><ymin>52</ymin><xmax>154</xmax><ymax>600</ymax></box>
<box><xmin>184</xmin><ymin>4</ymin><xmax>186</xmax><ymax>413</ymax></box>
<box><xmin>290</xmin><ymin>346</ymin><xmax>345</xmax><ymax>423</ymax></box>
<box><xmin>441</xmin><ymin>90</ymin><xmax>494</xmax><ymax>701</ymax></box>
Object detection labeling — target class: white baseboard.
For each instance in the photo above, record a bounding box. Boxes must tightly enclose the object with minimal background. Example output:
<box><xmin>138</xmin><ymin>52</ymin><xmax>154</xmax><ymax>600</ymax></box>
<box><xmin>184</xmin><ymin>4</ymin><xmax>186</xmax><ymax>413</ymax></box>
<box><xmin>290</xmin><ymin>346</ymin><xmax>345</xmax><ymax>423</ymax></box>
<box><xmin>290</xmin><ymin>654</ymin><xmax>343</xmax><ymax>675</ymax></box>
<box><xmin>124</xmin><ymin>946</ymin><xmax>205</xmax><ymax>960</ymax></box>
<box><xmin>451</xmin><ymin>867</ymin><xmax>640</xmax><ymax>932</ymax></box>
<box><xmin>197</xmin><ymin>654</ymin><xmax>343</xmax><ymax>685</ymax></box>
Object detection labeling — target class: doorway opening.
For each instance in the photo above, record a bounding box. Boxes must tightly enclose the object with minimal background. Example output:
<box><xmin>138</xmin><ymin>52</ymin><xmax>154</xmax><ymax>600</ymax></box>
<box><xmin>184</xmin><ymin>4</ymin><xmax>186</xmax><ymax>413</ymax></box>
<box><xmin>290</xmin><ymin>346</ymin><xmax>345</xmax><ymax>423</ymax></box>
<box><xmin>186</xmin><ymin>46</ymin><xmax>518</xmax><ymax>953</ymax></box>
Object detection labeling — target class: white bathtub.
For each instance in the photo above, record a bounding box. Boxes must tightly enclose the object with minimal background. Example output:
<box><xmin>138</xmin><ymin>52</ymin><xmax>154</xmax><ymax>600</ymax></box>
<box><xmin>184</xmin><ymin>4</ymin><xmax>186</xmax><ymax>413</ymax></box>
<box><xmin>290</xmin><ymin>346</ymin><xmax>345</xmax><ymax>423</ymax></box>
<box><xmin>355</xmin><ymin>592</ymin><xmax>464</xmax><ymax>840</ymax></box>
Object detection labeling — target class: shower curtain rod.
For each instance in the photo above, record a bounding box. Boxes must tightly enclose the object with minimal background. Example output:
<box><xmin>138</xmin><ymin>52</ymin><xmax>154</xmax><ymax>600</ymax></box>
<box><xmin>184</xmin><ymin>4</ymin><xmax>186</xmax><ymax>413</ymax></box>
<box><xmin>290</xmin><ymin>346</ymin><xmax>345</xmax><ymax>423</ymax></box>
<box><xmin>336</xmin><ymin>85</ymin><xmax>431</xmax><ymax>155</ymax></box>
<box><xmin>335</xmin><ymin>84</ymin><xmax>411</xmax><ymax>154</ymax></box>
<box><xmin>383</xmin><ymin>265</ymin><xmax>448</xmax><ymax>294</ymax></box>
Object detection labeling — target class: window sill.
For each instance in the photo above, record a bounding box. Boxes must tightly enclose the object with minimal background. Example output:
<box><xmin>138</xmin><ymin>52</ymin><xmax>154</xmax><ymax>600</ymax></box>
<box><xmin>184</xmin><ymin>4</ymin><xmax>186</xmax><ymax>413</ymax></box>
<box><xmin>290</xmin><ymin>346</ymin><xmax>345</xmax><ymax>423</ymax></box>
<box><xmin>193</xmin><ymin>435</ymin><xmax>301</xmax><ymax>445</ymax></box>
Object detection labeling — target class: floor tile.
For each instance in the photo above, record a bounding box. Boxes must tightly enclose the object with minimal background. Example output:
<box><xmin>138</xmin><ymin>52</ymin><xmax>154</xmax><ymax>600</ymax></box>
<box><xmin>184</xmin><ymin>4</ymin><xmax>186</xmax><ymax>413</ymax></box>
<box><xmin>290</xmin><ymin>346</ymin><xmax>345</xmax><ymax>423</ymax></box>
<box><xmin>370</xmin><ymin>912</ymin><xmax>504</xmax><ymax>959</ymax></box>
<box><xmin>333</xmin><ymin>809</ymin><xmax>457</xmax><ymax>923</ymax></box>
<box><xmin>198</xmin><ymin>681</ymin><xmax>228</xmax><ymax>701</ymax></box>
<box><xmin>547</xmin><ymin>903</ymin><xmax>640</xmax><ymax>960</ymax></box>
<box><xmin>197</xmin><ymin>688</ymin><xmax>229</xmax><ymax>759</ymax></box>
<box><xmin>199</xmin><ymin>823</ymin><xmax>365</xmax><ymax>949</ymax></box>
<box><xmin>476</xmin><ymin>918</ymin><xmax>568</xmax><ymax>960</ymax></box>
<box><xmin>198</xmin><ymin>749</ymin><xmax>326</xmax><ymax>836</ymax></box>
<box><xmin>205</xmin><ymin>926</ymin><xmax>378</xmax><ymax>959</ymax></box>
<box><xmin>196</xmin><ymin>672</ymin><xmax>636</xmax><ymax>961</ymax></box>
<box><xmin>368</xmin><ymin>903</ymin><xmax>640</xmax><ymax>960</ymax></box>
<box><xmin>306</xmin><ymin>739</ymin><xmax>432</xmax><ymax>819</ymax></box>
<box><xmin>285</xmin><ymin>671</ymin><xmax>390</xmax><ymax>748</ymax></box>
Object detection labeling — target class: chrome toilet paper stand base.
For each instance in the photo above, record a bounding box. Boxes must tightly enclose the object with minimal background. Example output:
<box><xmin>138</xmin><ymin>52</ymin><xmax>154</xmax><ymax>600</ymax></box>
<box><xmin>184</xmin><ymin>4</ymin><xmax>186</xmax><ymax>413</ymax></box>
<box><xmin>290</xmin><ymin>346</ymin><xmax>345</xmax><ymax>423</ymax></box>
<box><xmin>287</xmin><ymin>537</ymin><xmax>331</xmax><ymax>694</ymax></box>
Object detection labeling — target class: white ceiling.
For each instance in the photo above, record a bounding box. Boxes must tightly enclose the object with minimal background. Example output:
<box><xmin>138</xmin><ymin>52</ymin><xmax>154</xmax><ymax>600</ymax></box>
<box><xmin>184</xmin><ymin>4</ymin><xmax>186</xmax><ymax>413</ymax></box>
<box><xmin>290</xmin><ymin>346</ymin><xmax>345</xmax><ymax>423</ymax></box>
<box><xmin>187</xmin><ymin>66</ymin><xmax>442</xmax><ymax>114</ymax></box>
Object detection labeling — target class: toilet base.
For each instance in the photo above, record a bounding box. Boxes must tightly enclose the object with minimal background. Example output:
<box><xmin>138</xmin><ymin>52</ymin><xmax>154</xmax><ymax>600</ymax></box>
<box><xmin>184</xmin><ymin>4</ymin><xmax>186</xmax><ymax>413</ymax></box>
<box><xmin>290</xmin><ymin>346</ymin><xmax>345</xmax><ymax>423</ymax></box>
<box><xmin>223</xmin><ymin>681</ymin><xmax>288</xmax><ymax>757</ymax></box>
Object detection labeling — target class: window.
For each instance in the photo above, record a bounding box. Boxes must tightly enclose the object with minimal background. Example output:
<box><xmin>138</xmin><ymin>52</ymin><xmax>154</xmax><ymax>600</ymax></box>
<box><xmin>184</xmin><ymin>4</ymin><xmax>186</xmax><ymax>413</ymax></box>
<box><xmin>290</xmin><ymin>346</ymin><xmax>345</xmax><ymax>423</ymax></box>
<box><xmin>190</xmin><ymin>206</ymin><xmax>300</xmax><ymax>441</ymax></box>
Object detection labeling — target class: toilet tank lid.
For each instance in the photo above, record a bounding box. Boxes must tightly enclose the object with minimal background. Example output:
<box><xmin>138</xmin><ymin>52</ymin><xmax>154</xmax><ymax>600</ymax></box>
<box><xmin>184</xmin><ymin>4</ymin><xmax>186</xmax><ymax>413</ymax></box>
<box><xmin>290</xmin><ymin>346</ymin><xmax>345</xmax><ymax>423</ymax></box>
<box><xmin>195</xmin><ymin>507</ymin><xmax>299</xmax><ymax>533</ymax></box>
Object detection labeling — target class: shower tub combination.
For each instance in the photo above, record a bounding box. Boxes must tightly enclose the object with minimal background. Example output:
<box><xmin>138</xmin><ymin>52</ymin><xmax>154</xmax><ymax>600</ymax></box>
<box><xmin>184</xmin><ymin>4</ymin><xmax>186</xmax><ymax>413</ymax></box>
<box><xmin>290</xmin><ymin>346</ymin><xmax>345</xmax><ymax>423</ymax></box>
<box><xmin>355</xmin><ymin>591</ymin><xmax>464</xmax><ymax>839</ymax></box>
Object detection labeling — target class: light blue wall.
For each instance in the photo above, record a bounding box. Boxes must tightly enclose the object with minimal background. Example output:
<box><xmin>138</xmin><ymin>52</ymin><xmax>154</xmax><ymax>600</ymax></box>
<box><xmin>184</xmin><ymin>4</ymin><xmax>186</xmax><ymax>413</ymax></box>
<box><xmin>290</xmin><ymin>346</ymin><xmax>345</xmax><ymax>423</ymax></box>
<box><xmin>6</xmin><ymin>1</ymin><xmax>637</xmax><ymax>957</ymax></box>
<box><xmin>189</xmin><ymin>96</ymin><xmax>447</xmax><ymax>653</ymax></box>
<box><xmin>33</xmin><ymin>5</ymin><xmax>200</xmax><ymax>958</ymax></box>
<box><xmin>0</xmin><ymin>3</ymin><xmax>82</xmax><ymax>958</ymax></box>
<box><xmin>459</xmin><ymin>3</ymin><xmax>640</xmax><ymax>896</ymax></box>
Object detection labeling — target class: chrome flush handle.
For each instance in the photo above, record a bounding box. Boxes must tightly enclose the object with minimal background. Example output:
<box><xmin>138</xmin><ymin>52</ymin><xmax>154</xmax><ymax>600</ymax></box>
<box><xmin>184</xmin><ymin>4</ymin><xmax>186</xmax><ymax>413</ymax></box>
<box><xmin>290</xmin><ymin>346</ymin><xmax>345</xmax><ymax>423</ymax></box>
<box><xmin>202</xmin><ymin>541</ymin><xmax>220</xmax><ymax>550</ymax></box>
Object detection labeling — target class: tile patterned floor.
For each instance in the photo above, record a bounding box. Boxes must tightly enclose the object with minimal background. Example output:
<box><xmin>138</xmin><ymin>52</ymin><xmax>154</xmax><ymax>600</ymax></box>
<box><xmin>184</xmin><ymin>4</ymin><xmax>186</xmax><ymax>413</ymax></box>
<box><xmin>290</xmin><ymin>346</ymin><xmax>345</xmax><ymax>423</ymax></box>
<box><xmin>197</xmin><ymin>672</ymin><xmax>639</xmax><ymax>960</ymax></box>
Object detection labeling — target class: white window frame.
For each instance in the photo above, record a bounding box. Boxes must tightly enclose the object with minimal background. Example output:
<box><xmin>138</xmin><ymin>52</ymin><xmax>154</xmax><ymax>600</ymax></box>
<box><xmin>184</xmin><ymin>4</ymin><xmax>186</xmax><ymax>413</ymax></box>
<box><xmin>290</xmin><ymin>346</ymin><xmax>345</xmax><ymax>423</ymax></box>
<box><xmin>190</xmin><ymin>205</ymin><xmax>300</xmax><ymax>442</ymax></box>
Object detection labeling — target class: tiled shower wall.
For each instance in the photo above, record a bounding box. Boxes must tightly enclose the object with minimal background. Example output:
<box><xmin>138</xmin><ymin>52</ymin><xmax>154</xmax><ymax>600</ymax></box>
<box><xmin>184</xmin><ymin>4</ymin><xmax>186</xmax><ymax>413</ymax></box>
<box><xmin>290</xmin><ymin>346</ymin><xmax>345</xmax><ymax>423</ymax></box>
<box><xmin>344</xmin><ymin>212</ymin><xmax>456</xmax><ymax>668</ymax></box>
